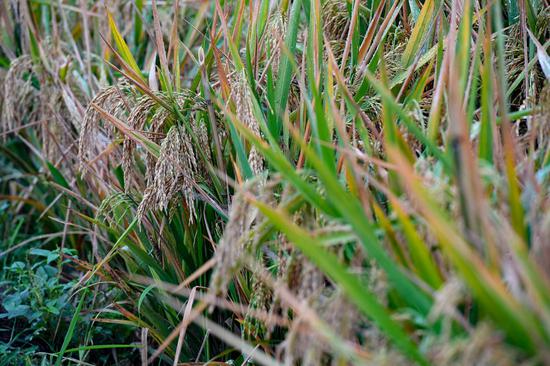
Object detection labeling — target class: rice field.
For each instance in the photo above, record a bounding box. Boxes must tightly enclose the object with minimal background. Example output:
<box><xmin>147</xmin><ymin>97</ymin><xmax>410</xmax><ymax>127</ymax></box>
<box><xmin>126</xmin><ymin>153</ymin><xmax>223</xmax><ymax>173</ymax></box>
<box><xmin>0</xmin><ymin>0</ymin><xmax>549</xmax><ymax>365</ymax></box>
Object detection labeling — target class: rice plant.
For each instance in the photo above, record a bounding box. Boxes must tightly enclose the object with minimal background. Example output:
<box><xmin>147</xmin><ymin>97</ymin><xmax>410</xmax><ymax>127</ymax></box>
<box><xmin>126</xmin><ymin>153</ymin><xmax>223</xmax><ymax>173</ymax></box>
<box><xmin>0</xmin><ymin>0</ymin><xmax>549</xmax><ymax>365</ymax></box>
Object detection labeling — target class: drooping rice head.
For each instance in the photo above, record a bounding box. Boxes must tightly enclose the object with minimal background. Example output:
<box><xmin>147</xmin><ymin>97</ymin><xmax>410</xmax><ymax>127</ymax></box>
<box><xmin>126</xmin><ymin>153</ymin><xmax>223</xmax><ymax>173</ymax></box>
<box><xmin>123</xmin><ymin>95</ymin><xmax>158</xmax><ymax>191</ymax></box>
<box><xmin>230</xmin><ymin>69</ymin><xmax>265</xmax><ymax>175</ymax></box>
<box><xmin>135</xmin><ymin>90</ymin><xmax>220</xmax><ymax>221</ymax></box>
<box><xmin>234</xmin><ymin>200</ymin><xmax>373</xmax><ymax>365</ymax></box>
<box><xmin>137</xmin><ymin>124</ymin><xmax>198</xmax><ymax>224</ymax></box>
<box><xmin>39</xmin><ymin>83</ymin><xmax>80</xmax><ymax>164</ymax></box>
<box><xmin>209</xmin><ymin>180</ymin><xmax>264</xmax><ymax>296</ymax></box>
<box><xmin>263</xmin><ymin>10</ymin><xmax>287</xmax><ymax>78</ymax></box>
<box><xmin>143</xmin><ymin>91</ymin><xmax>213</xmax><ymax>185</ymax></box>
<box><xmin>78</xmin><ymin>79</ymin><xmax>134</xmax><ymax>175</ymax></box>
<box><xmin>1</xmin><ymin>56</ymin><xmax>36</xmax><ymax>138</ymax></box>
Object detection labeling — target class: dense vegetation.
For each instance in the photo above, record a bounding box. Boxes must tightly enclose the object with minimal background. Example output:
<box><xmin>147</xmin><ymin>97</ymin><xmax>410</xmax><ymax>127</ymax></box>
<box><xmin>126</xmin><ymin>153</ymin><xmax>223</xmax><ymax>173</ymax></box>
<box><xmin>1</xmin><ymin>0</ymin><xmax>549</xmax><ymax>364</ymax></box>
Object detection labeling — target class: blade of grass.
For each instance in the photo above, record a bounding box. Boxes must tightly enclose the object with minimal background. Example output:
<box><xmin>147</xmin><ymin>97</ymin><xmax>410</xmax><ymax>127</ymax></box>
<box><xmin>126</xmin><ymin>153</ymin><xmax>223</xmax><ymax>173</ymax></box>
<box><xmin>55</xmin><ymin>288</ymin><xmax>89</xmax><ymax>366</ymax></box>
<box><xmin>272</xmin><ymin>0</ymin><xmax>302</xmax><ymax>136</ymax></box>
<box><xmin>402</xmin><ymin>0</ymin><xmax>437</xmax><ymax>67</ymax></box>
<box><xmin>106</xmin><ymin>8</ymin><xmax>144</xmax><ymax>80</ymax></box>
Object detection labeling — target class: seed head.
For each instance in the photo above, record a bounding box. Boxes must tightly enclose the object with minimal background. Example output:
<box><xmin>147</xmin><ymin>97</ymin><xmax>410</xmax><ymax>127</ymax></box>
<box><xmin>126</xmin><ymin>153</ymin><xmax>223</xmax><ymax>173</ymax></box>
<box><xmin>230</xmin><ymin>70</ymin><xmax>264</xmax><ymax>175</ymax></box>
<box><xmin>137</xmin><ymin>124</ymin><xmax>198</xmax><ymax>224</ymax></box>
<box><xmin>210</xmin><ymin>181</ymin><xmax>261</xmax><ymax>296</ymax></box>
<box><xmin>123</xmin><ymin>95</ymin><xmax>157</xmax><ymax>191</ymax></box>
<box><xmin>1</xmin><ymin>56</ymin><xmax>35</xmax><ymax>138</ymax></box>
<box><xmin>78</xmin><ymin>80</ymin><xmax>132</xmax><ymax>174</ymax></box>
<box><xmin>265</xmin><ymin>11</ymin><xmax>287</xmax><ymax>77</ymax></box>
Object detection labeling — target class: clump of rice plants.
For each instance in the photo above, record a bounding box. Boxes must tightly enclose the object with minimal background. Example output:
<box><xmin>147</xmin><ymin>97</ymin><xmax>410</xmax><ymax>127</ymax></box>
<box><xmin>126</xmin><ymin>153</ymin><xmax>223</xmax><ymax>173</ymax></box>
<box><xmin>1</xmin><ymin>0</ymin><xmax>549</xmax><ymax>365</ymax></box>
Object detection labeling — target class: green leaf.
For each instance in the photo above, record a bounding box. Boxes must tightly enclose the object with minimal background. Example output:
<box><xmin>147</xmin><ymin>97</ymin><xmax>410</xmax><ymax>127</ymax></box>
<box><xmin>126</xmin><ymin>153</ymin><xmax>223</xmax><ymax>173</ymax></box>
<box><xmin>272</xmin><ymin>0</ymin><xmax>302</xmax><ymax>136</ymax></box>
<box><xmin>107</xmin><ymin>10</ymin><xmax>144</xmax><ymax>80</ymax></box>
<box><xmin>402</xmin><ymin>0</ymin><xmax>437</xmax><ymax>67</ymax></box>
<box><xmin>47</xmin><ymin>162</ymin><xmax>70</xmax><ymax>189</ymax></box>
<box><xmin>55</xmin><ymin>288</ymin><xmax>88</xmax><ymax>366</ymax></box>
